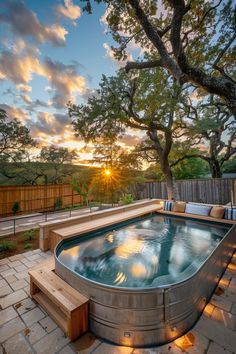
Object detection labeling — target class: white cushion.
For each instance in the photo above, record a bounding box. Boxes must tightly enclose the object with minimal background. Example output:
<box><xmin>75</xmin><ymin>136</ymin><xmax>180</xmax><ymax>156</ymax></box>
<box><xmin>185</xmin><ymin>203</ymin><xmax>211</xmax><ymax>216</ymax></box>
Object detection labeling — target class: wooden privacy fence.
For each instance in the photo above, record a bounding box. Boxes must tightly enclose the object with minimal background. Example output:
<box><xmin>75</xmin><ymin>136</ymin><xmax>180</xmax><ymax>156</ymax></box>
<box><xmin>0</xmin><ymin>184</ymin><xmax>83</xmax><ymax>216</ymax></box>
<box><xmin>137</xmin><ymin>178</ymin><xmax>236</xmax><ymax>205</ymax></box>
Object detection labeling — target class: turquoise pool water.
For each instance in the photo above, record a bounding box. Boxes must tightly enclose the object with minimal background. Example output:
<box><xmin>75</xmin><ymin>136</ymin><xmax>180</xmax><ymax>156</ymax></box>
<box><xmin>57</xmin><ymin>215</ymin><xmax>231</xmax><ymax>288</ymax></box>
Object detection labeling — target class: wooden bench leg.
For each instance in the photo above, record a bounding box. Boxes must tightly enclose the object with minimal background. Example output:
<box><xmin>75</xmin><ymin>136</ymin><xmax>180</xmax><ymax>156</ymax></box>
<box><xmin>68</xmin><ymin>304</ymin><xmax>89</xmax><ymax>340</ymax></box>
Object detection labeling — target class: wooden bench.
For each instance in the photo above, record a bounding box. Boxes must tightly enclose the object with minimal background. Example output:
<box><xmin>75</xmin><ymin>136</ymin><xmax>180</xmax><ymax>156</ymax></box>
<box><xmin>29</xmin><ymin>258</ymin><xmax>89</xmax><ymax>340</ymax></box>
<box><xmin>50</xmin><ymin>204</ymin><xmax>163</xmax><ymax>251</ymax></box>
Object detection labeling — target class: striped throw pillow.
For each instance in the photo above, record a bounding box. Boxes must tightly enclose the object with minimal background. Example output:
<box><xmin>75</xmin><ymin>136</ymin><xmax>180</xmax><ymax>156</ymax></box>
<box><xmin>224</xmin><ymin>208</ymin><xmax>236</xmax><ymax>220</ymax></box>
<box><xmin>164</xmin><ymin>201</ymin><xmax>173</xmax><ymax>211</ymax></box>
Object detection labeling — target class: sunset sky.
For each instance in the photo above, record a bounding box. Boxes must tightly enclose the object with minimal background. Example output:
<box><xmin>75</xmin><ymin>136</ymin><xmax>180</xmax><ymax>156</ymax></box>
<box><xmin>0</xmin><ymin>0</ymin><xmax>143</xmax><ymax>163</ymax></box>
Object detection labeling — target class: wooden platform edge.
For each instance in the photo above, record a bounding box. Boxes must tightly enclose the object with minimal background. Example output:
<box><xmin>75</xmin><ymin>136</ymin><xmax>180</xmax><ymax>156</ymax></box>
<box><xmin>29</xmin><ymin>258</ymin><xmax>89</xmax><ymax>341</ymax></box>
<box><xmin>156</xmin><ymin>210</ymin><xmax>236</xmax><ymax>224</ymax></box>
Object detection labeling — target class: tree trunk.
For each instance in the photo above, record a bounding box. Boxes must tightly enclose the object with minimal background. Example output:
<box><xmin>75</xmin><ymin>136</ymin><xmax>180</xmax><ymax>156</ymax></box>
<box><xmin>164</xmin><ymin>170</ymin><xmax>175</xmax><ymax>200</ymax></box>
<box><xmin>160</xmin><ymin>159</ymin><xmax>176</xmax><ymax>200</ymax></box>
<box><xmin>210</xmin><ymin>160</ymin><xmax>223</xmax><ymax>178</ymax></box>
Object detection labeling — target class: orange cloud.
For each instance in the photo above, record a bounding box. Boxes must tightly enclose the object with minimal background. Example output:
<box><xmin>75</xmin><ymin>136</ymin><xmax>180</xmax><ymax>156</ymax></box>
<box><xmin>16</xmin><ymin>84</ymin><xmax>32</xmax><ymax>93</ymax></box>
<box><xmin>56</xmin><ymin>0</ymin><xmax>81</xmax><ymax>23</ymax></box>
<box><xmin>0</xmin><ymin>103</ymin><xmax>30</xmax><ymax>124</ymax></box>
<box><xmin>0</xmin><ymin>52</ymin><xmax>87</xmax><ymax>109</ymax></box>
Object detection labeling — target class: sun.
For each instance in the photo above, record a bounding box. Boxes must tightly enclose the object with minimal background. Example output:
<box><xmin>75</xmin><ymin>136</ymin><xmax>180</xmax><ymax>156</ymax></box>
<box><xmin>104</xmin><ymin>169</ymin><xmax>111</xmax><ymax>176</ymax></box>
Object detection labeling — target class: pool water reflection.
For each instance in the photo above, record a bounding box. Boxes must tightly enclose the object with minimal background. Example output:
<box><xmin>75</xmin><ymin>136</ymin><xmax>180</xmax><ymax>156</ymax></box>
<box><xmin>57</xmin><ymin>215</ymin><xmax>231</xmax><ymax>288</ymax></box>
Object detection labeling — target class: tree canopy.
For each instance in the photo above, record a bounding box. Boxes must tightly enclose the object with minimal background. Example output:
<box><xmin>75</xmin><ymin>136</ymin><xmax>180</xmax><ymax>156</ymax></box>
<box><xmin>182</xmin><ymin>96</ymin><xmax>236</xmax><ymax>177</ymax></box>
<box><xmin>83</xmin><ymin>0</ymin><xmax>236</xmax><ymax>116</ymax></box>
<box><xmin>69</xmin><ymin>69</ymin><xmax>190</xmax><ymax>198</ymax></box>
<box><xmin>0</xmin><ymin>109</ymin><xmax>35</xmax><ymax>160</ymax></box>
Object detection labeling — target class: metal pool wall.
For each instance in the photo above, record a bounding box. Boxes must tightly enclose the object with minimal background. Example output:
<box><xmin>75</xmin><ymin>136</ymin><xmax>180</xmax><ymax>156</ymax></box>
<box><xmin>55</xmin><ymin>223</ymin><xmax>236</xmax><ymax>347</ymax></box>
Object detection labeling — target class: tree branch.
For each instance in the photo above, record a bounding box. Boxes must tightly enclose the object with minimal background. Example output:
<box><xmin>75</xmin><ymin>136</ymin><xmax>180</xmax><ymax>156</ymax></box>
<box><xmin>213</xmin><ymin>32</ymin><xmax>236</xmax><ymax>68</ymax></box>
<box><xmin>125</xmin><ymin>59</ymin><xmax>164</xmax><ymax>72</ymax></box>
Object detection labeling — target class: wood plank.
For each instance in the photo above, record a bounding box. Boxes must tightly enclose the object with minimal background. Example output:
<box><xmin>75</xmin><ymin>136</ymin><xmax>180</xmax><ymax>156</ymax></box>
<box><xmin>53</xmin><ymin>204</ymin><xmax>162</xmax><ymax>239</ymax></box>
<box><xmin>69</xmin><ymin>305</ymin><xmax>89</xmax><ymax>340</ymax></box>
<box><xmin>40</xmin><ymin>270</ymin><xmax>89</xmax><ymax>306</ymax></box>
<box><xmin>30</xmin><ymin>269</ymin><xmax>88</xmax><ymax>314</ymax></box>
<box><xmin>31</xmin><ymin>273</ymin><xmax>73</xmax><ymax>316</ymax></box>
<box><xmin>33</xmin><ymin>292</ymin><xmax>67</xmax><ymax>333</ymax></box>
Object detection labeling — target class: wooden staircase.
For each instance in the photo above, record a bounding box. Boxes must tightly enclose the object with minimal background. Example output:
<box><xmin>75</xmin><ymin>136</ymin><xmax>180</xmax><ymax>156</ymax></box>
<box><xmin>29</xmin><ymin>258</ymin><xmax>89</xmax><ymax>340</ymax></box>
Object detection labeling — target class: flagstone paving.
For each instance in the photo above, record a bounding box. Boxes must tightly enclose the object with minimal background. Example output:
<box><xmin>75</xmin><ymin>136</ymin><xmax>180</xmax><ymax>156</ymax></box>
<box><xmin>0</xmin><ymin>249</ymin><xmax>236</xmax><ymax>354</ymax></box>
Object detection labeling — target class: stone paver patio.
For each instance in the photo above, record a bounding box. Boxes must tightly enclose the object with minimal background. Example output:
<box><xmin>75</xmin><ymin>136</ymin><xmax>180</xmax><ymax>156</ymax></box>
<box><xmin>0</xmin><ymin>249</ymin><xmax>236</xmax><ymax>354</ymax></box>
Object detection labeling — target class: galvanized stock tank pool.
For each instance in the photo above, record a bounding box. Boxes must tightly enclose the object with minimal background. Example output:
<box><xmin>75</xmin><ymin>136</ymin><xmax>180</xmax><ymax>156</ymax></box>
<box><xmin>55</xmin><ymin>214</ymin><xmax>235</xmax><ymax>347</ymax></box>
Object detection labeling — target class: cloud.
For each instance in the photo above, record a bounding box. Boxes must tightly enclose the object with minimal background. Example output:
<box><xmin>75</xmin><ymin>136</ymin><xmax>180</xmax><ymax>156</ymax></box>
<box><xmin>56</xmin><ymin>0</ymin><xmax>81</xmax><ymax>24</ymax></box>
<box><xmin>25</xmin><ymin>99</ymin><xmax>49</xmax><ymax>111</ymax></box>
<box><xmin>103</xmin><ymin>42</ymin><xmax>133</xmax><ymax>67</ymax></box>
<box><xmin>20</xmin><ymin>94</ymin><xmax>32</xmax><ymax>104</ymax></box>
<box><xmin>28</xmin><ymin>112</ymin><xmax>82</xmax><ymax>148</ymax></box>
<box><xmin>0</xmin><ymin>103</ymin><xmax>30</xmax><ymax>123</ymax></box>
<box><xmin>0</xmin><ymin>0</ymin><xmax>67</xmax><ymax>46</ymax></box>
<box><xmin>0</xmin><ymin>51</ymin><xmax>87</xmax><ymax>109</ymax></box>
<box><xmin>119</xmin><ymin>134</ymin><xmax>142</xmax><ymax>147</ymax></box>
<box><xmin>42</xmin><ymin>57</ymin><xmax>87</xmax><ymax>108</ymax></box>
<box><xmin>2</xmin><ymin>38</ymin><xmax>40</xmax><ymax>56</ymax></box>
<box><xmin>16</xmin><ymin>84</ymin><xmax>32</xmax><ymax>92</ymax></box>
<box><xmin>0</xmin><ymin>51</ymin><xmax>42</xmax><ymax>84</ymax></box>
<box><xmin>29</xmin><ymin>112</ymin><xmax>68</xmax><ymax>136</ymax></box>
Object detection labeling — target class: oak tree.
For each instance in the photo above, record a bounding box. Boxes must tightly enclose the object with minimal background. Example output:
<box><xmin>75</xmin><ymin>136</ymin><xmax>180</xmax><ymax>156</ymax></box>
<box><xmin>83</xmin><ymin>0</ymin><xmax>236</xmax><ymax>116</ymax></box>
<box><xmin>69</xmin><ymin>70</ymin><xmax>186</xmax><ymax>199</ymax></box>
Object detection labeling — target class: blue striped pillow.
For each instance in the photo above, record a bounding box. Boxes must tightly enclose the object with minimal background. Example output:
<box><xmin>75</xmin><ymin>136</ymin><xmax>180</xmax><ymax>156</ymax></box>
<box><xmin>164</xmin><ymin>201</ymin><xmax>173</xmax><ymax>211</ymax></box>
<box><xmin>224</xmin><ymin>208</ymin><xmax>236</xmax><ymax>220</ymax></box>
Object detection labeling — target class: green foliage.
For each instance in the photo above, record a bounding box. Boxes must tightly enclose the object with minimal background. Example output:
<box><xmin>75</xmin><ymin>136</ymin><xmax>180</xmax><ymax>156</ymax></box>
<box><xmin>119</xmin><ymin>194</ymin><xmax>134</xmax><ymax>205</ymax></box>
<box><xmin>143</xmin><ymin>165</ymin><xmax>164</xmax><ymax>181</ymax></box>
<box><xmin>172</xmin><ymin>158</ymin><xmax>209</xmax><ymax>180</ymax></box>
<box><xmin>54</xmin><ymin>197</ymin><xmax>63</xmax><ymax>210</ymax></box>
<box><xmin>0</xmin><ymin>109</ymin><xmax>35</xmax><ymax>160</ymax></box>
<box><xmin>22</xmin><ymin>229</ymin><xmax>36</xmax><ymax>241</ymax></box>
<box><xmin>0</xmin><ymin>162</ymin><xmax>97</xmax><ymax>186</ymax></box>
<box><xmin>24</xmin><ymin>243</ymin><xmax>32</xmax><ymax>250</ymax></box>
<box><xmin>12</xmin><ymin>201</ymin><xmax>20</xmax><ymax>215</ymax></box>
<box><xmin>82</xmin><ymin>0</ymin><xmax>236</xmax><ymax>114</ymax></box>
<box><xmin>40</xmin><ymin>145</ymin><xmax>77</xmax><ymax>165</ymax></box>
<box><xmin>223</xmin><ymin>156</ymin><xmax>236</xmax><ymax>173</ymax></box>
<box><xmin>185</xmin><ymin>97</ymin><xmax>236</xmax><ymax>177</ymax></box>
<box><xmin>72</xmin><ymin>181</ymin><xmax>91</xmax><ymax>206</ymax></box>
<box><xmin>0</xmin><ymin>241</ymin><xmax>16</xmax><ymax>252</ymax></box>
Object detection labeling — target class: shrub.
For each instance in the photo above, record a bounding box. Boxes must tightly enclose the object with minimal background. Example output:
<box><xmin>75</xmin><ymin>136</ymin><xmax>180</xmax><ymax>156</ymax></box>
<box><xmin>24</xmin><ymin>243</ymin><xmax>32</xmax><ymax>250</ymax></box>
<box><xmin>12</xmin><ymin>201</ymin><xmax>20</xmax><ymax>215</ymax></box>
<box><xmin>119</xmin><ymin>194</ymin><xmax>134</xmax><ymax>205</ymax></box>
<box><xmin>22</xmin><ymin>229</ymin><xmax>36</xmax><ymax>241</ymax></box>
<box><xmin>0</xmin><ymin>241</ymin><xmax>16</xmax><ymax>252</ymax></box>
<box><xmin>54</xmin><ymin>197</ymin><xmax>62</xmax><ymax>210</ymax></box>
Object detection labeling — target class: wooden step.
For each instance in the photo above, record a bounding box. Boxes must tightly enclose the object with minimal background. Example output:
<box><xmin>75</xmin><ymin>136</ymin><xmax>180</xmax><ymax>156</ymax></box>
<box><xmin>29</xmin><ymin>263</ymin><xmax>89</xmax><ymax>340</ymax></box>
<box><xmin>33</xmin><ymin>292</ymin><xmax>67</xmax><ymax>333</ymax></box>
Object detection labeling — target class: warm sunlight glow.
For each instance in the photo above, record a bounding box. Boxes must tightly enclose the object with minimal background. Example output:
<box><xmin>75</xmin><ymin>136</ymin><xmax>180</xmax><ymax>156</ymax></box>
<box><xmin>227</xmin><ymin>263</ymin><xmax>236</xmax><ymax>270</ymax></box>
<box><xmin>203</xmin><ymin>303</ymin><xmax>215</xmax><ymax>317</ymax></box>
<box><xmin>174</xmin><ymin>333</ymin><xmax>195</xmax><ymax>350</ymax></box>
<box><xmin>115</xmin><ymin>239</ymin><xmax>143</xmax><ymax>259</ymax></box>
<box><xmin>130</xmin><ymin>263</ymin><xmax>147</xmax><ymax>278</ymax></box>
<box><xmin>104</xmin><ymin>169</ymin><xmax>111</xmax><ymax>176</ymax></box>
